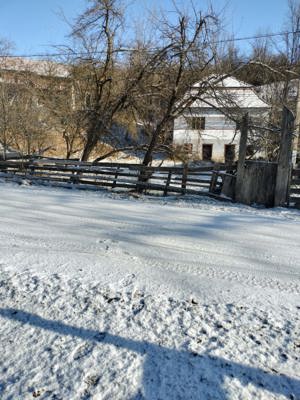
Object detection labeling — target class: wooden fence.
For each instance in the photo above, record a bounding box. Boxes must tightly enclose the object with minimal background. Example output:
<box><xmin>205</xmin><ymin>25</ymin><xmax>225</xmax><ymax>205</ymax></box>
<box><xmin>289</xmin><ymin>167</ymin><xmax>300</xmax><ymax>208</ymax></box>
<box><xmin>0</xmin><ymin>159</ymin><xmax>236</xmax><ymax>198</ymax></box>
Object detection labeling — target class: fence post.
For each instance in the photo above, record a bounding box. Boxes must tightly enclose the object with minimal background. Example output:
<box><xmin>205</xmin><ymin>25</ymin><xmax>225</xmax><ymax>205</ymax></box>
<box><xmin>209</xmin><ymin>164</ymin><xmax>220</xmax><ymax>194</ymax></box>
<box><xmin>274</xmin><ymin>107</ymin><xmax>295</xmax><ymax>207</ymax></box>
<box><xmin>181</xmin><ymin>164</ymin><xmax>188</xmax><ymax>194</ymax></box>
<box><xmin>235</xmin><ymin>113</ymin><xmax>249</xmax><ymax>202</ymax></box>
<box><xmin>112</xmin><ymin>167</ymin><xmax>120</xmax><ymax>188</ymax></box>
<box><xmin>164</xmin><ymin>170</ymin><xmax>172</xmax><ymax>196</ymax></box>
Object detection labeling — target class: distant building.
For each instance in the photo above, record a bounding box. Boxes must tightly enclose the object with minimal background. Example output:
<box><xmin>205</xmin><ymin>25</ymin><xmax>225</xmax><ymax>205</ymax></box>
<box><xmin>173</xmin><ymin>76</ymin><xmax>270</xmax><ymax>163</ymax></box>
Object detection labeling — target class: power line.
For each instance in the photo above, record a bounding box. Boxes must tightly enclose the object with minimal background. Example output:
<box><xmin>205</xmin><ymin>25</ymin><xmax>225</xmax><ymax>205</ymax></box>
<box><xmin>213</xmin><ymin>30</ymin><xmax>300</xmax><ymax>44</ymax></box>
<box><xmin>0</xmin><ymin>29</ymin><xmax>299</xmax><ymax>59</ymax></box>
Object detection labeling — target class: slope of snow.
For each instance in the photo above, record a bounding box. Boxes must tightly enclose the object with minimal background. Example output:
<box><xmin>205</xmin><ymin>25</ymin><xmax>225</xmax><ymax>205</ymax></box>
<box><xmin>0</xmin><ymin>181</ymin><xmax>299</xmax><ymax>399</ymax></box>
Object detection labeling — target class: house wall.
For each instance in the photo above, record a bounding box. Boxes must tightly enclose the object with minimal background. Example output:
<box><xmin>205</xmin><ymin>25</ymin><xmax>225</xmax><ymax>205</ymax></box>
<box><xmin>173</xmin><ymin>109</ymin><xmax>239</xmax><ymax>162</ymax></box>
<box><xmin>173</xmin><ymin>107</ymin><xmax>269</xmax><ymax>162</ymax></box>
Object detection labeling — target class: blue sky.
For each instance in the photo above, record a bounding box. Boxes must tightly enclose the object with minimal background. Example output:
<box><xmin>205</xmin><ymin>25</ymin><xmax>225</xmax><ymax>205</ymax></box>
<box><xmin>0</xmin><ymin>0</ymin><xmax>291</xmax><ymax>56</ymax></box>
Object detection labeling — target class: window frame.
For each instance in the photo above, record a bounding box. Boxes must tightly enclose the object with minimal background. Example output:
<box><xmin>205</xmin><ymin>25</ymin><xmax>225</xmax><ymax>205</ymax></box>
<box><xmin>187</xmin><ymin>116</ymin><xmax>205</xmax><ymax>130</ymax></box>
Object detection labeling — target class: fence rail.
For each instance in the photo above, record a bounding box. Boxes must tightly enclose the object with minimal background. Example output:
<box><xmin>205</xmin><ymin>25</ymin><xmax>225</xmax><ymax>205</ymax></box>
<box><xmin>0</xmin><ymin>159</ymin><xmax>236</xmax><ymax>198</ymax></box>
<box><xmin>289</xmin><ymin>167</ymin><xmax>300</xmax><ymax>207</ymax></box>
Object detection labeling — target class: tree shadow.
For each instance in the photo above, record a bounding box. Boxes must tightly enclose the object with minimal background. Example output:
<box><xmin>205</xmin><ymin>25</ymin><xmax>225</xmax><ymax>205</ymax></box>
<box><xmin>0</xmin><ymin>308</ymin><xmax>299</xmax><ymax>399</ymax></box>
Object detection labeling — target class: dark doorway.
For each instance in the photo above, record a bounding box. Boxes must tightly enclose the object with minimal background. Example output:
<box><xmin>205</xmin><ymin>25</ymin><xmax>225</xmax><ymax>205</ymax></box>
<box><xmin>225</xmin><ymin>144</ymin><xmax>235</xmax><ymax>163</ymax></box>
<box><xmin>202</xmin><ymin>144</ymin><xmax>213</xmax><ymax>161</ymax></box>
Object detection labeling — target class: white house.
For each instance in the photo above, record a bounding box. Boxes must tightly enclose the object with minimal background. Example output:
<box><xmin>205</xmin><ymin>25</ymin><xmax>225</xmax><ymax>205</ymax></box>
<box><xmin>173</xmin><ymin>76</ymin><xmax>270</xmax><ymax>163</ymax></box>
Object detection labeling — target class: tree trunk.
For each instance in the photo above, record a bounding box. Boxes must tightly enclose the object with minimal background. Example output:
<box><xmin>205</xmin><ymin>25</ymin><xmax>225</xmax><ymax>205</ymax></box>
<box><xmin>80</xmin><ymin>142</ymin><xmax>94</xmax><ymax>162</ymax></box>
<box><xmin>80</xmin><ymin>125</ymin><xmax>101</xmax><ymax>162</ymax></box>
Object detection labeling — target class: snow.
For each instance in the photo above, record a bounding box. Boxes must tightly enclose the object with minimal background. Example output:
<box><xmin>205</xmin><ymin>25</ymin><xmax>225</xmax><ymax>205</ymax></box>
<box><xmin>193</xmin><ymin>76</ymin><xmax>252</xmax><ymax>88</ymax></box>
<box><xmin>190</xmin><ymin>75</ymin><xmax>270</xmax><ymax>109</ymax></box>
<box><xmin>0</xmin><ymin>181</ymin><xmax>299</xmax><ymax>399</ymax></box>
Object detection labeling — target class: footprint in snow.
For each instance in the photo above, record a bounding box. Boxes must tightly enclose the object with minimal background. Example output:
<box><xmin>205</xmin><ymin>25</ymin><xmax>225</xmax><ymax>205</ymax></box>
<box><xmin>119</xmin><ymin>273</ymin><xmax>136</xmax><ymax>288</ymax></box>
<box><xmin>96</xmin><ymin>238</ymin><xmax>119</xmax><ymax>251</ymax></box>
<box><xmin>72</xmin><ymin>343</ymin><xmax>94</xmax><ymax>361</ymax></box>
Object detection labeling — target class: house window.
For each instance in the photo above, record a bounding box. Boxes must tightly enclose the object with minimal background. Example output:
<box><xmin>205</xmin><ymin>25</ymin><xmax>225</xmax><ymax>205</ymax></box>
<box><xmin>225</xmin><ymin>144</ymin><xmax>236</xmax><ymax>163</ymax></box>
<box><xmin>202</xmin><ymin>144</ymin><xmax>213</xmax><ymax>161</ymax></box>
<box><xmin>187</xmin><ymin>117</ymin><xmax>205</xmax><ymax>130</ymax></box>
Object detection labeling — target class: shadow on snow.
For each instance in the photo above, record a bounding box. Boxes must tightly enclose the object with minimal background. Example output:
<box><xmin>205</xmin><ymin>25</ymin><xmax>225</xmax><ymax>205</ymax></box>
<box><xmin>0</xmin><ymin>308</ymin><xmax>299</xmax><ymax>399</ymax></box>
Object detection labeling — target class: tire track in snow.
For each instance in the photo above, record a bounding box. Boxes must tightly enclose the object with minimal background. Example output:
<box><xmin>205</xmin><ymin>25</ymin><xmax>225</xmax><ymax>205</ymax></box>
<box><xmin>1</xmin><ymin>218</ymin><xmax>299</xmax><ymax>295</ymax></box>
<box><xmin>0</xmin><ymin>233</ymin><xmax>299</xmax><ymax>294</ymax></box>
<box><xmin>142</xmin><ymin>258</ymin><xmax>300</xmax><ymax>294</ymax></box>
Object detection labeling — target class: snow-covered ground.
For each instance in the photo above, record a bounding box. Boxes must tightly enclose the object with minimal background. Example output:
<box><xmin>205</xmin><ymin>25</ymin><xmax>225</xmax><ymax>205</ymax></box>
<box><xmin>0</xmin><ymin>181</ymin><xmax>299</xmax><ymax>399</ymax></box>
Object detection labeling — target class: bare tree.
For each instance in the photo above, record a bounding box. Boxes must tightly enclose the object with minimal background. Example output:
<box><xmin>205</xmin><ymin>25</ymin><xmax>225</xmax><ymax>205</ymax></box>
<box><xmin>123</xmin><ymin>5</ymin><xmax>224</xmax><ymax>166</ymax></box>
<box><xmin>0</xmin><ymin>82</ymin><xmax>14</xmax><ymax>160</ymax></box>
<box><xmin>0</xmin><ymin>38</ymin><xmax>14</xmax><ymax>159</ymax></box>
<box><xmin>66</xmin><ymin>0</ymin><xmax>136</xmax><ymax>161</ymax></box>
<box><xmin>10</xmin><ymin>79</ymin><xmax>51</xmax><ymax>156</ymax></box>
<box><xmin>0</xmin><ymin>57</ymin><xmax>55</xmax><ymax>158</ymax></box>
<box><xmin>63</xmin><ymin>0</ymin><xmax>233</xmax><ymax>165</ymax></box>
<box><xmin>42</xmin><ymin>66</ymin><xmax>85</xmax><ymax>159</ymax></box>
<box><xmin>285</xmin><ymin>0</ymin><xmax>300</xmax><ymax>162</ymax></box>
<box><xmin>253</xmin><ymin>0</ymin><xmax>300</xmax><ymax>162</ymax></box>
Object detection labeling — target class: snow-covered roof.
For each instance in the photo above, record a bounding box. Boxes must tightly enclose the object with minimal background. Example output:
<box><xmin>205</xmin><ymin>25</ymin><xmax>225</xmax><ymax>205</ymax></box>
<box><xmin>190</xmin><ymin>75</ymin><xmax>270</xmax><ymax>109</ymax></box>
<box><xmin>0</xmin><ymin>57</ymin><xmax>70</xmax><ymax>78</ymax></box>
<box><xmin>193</xmin><ymin>75</ymin><xmax>251</xmax><ymax>89</ymax></box>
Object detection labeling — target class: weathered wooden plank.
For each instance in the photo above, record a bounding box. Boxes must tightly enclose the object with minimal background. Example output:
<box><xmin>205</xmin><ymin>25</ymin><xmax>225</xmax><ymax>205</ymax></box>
<box><xmin>275</xmin><ymin>107</ymin><xmax>295</xmax><ymax>207</ymax></box>
<box><xmin>0</xmin><ymin>159</ymin><xmax>234</xmax><ymax>197</ymax></box>
<box><xmin>14</xmin><ymin>172</ymin><xmax>141</xmax><ymax>187</ymax></box>
<box><xmin>9</xmin><ymin>173</ymin><xmax>139</xmax><ymax>189</ymax></box>
<box><xmin>0</xmin><ymin>160</ymin><xmax>235</xmax><ymax>177</ymax></box>
<box><xmin>38</xmin><ymin>167</ymin><xmax>139</xmax><ymax>178</ymax></box>
<box><xmin>30</xmin><ymin>170</ymin><xmax>212</xmax><ymax>187</ymax></box>
<box><xmin>289</xmin><ymin>196</ymin><xmax>300</xmax><ymax>202</ymax></box>
<box><xmin>209</xmin><ymin>165</ymin><xmax>221</xmax><ymax>194</ymax></box>
<box><xmin>163</xmin><ymin>171</ymin><xmax>172</xmax><ymax>196</ymax></box>
<box><xmin>0</xmin><ymin>170</ymin><xmax>218</xmax><ymax>197</ymax></box>
<box><xmin>290</xmin><ymin>188</ymin><xmax>300</xmax><ymax>194</ymax></box>
<box><xmin>2</xmin><ymin>167</ymin><xmax>212</xmax><ymax>188</ymax></box>
<box><xmin>168</xmin><ymin>176</ymin><xmax>212</xmax><ymax>184</ymax></box>
<box><xmin>235</xmin><ymin>161</ymin><xmax>278</xmax><ymax>207</ymax></box>
<box><xmin>181</xmin><ymin>165</ymin><xmax>188</xmax><ymax>194</ymax></box>
<box><xmin>29</xmin><ymin>170</ymin><xmax>137</xmax><ymax>183</ymax></box>
<box><xmin>235</xmin><ymin>113</ymin><xmax>249</xmax><ymax>203</ymax></box>
<box><xmin>112</xmin><ymin>167</ymin><xmax>120</xmax><ymax>188</ymax></box>
<box><xmin>177</xmin><ymin>181</ymin><xmax>210</xmax><ymax>189</ymax></box>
